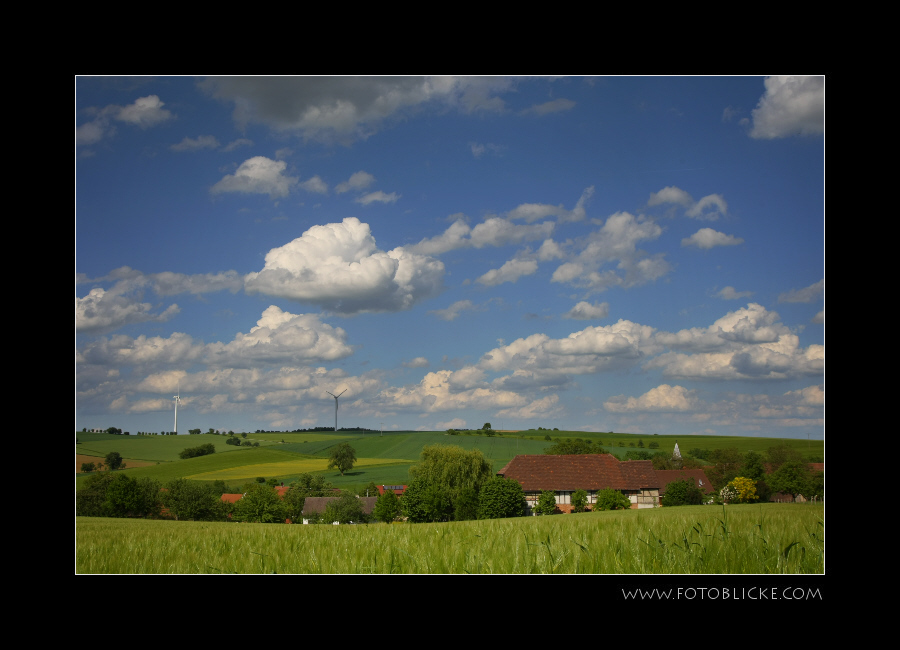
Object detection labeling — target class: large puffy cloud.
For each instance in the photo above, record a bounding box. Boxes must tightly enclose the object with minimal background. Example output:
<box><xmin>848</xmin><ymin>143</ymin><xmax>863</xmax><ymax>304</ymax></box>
<box><xmin>210</xmin><ymin>156</ymin><xmax>298</xmax><ymax>199</ymax></box>
<box><xmin>244</xmin><ymin>217</ymin><xmax>444</xmax><ymax>314</ymax></box>
<box><xmin>203</xmin><ymin>306</ymin><xmax>353</xmax><ymax>366</ymax></box>
<box><xmin>647</xmin><ymin>304</ymin><xmax>824</xmax><ymax>380</ymax></box>
<box><xmin>376</xmin><ymin>370</ymin><xmax>528</xmax><ymax>413</ymax></box>
<box><xmin>551</xmin><ymin>211</ymin><xmax>670</xmax><ymax>290</ymax></box>
<box><xmin>200</xmin><ymin>76</ymin><xmax>515</xmax><ymax>144</ymax></box>
<box><xmin>604</xmin><ymin>384</ymin><xmax>699</xmax><ymax>413</ymax></box>
<box><xmin>749</xmin><ymin>76</ymin><xmax>824</xmax><ymax>139</ymax></box>
<box><xmin>479</xmin><ymin>320</ymin><xmax>660</xmax><ymax>381</ymax></box>
<box><xmin>77</xmin><ymin>332</ymin><xmax>201</xmax><ymax>367</ymax></box>
<box><xmin>405</xmin><ymin>214</ymin><xmax>553</xmax><ymax>257</ymax></box>
<box><xmin>409</xmin><ymin>187</ymin><xmax>592</xmax><ymax>256</ymax></box>
<box><xmin>78</xmin><ymin>307</ymin><xmax>352</xmax><ymax>369</ymax></box>
<box><xmin>76</xmin><ymin>287</ymin><xmax>180</xmax><ymax>334</ymax></box>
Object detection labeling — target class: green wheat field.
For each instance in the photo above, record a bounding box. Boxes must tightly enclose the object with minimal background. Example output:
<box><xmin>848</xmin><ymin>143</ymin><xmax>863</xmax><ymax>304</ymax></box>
<box><xmin>76</xmin><ymin>503</ymin><xmax>823</xmax><ymax>574</ymax></box>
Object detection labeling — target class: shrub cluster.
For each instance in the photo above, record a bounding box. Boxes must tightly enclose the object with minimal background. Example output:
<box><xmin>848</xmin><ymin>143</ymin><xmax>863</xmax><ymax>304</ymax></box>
<box><xmin>178</xmin><ymin>443</ymin><xmax>216</xmax><ymax>459</ymax></box>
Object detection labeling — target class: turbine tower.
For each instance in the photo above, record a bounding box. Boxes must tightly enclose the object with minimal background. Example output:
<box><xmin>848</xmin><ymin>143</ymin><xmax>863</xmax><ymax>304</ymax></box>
<box><xmin>173</xmin><ymin>390</ymin><xmax>181</xmax><ymax>435</ymax></box>
<box><xmin>326</xmin><ymin>389</ymin><xmax>347</xmax><ymax>432</ymax></box>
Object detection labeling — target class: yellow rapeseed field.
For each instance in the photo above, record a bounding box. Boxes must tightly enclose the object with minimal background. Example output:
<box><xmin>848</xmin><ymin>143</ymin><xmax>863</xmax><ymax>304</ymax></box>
<box><xmin>186</xmin><ymin>457</ymin><xmax>409</xmax><ymax>481</ymax></box>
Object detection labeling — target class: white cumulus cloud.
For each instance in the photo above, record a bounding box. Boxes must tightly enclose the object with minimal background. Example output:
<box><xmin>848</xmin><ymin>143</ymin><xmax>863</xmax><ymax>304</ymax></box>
<box><xmin>682</xmin><ymin>228</ymin><xmax>744</xmax><ymax>249</ymax></box>
<box><xmin>210</xmin><ymin>156</ymin><xmax>298</xmax><ymax>199</ymax></box>
<box><xmin>749</xmin><ymin>76</ymin><xmax>824</xmax><ymax>139</ymax></box>
<box><xmin>244</xmin><ymin>217</ymin><xmax>444</xmax><ymax>314</ymax></box>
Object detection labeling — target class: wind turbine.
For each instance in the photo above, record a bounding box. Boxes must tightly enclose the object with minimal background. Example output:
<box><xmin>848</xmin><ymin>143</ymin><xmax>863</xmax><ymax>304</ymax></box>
<box><xmin>326</xmin><ymin>389</ymin><xmax>347</xmax><ymax>431</ymax></box>
<box><xmin>173</xmin><ymin>389</ymin><xmax>182</xmax><ymax>435</ymax></box>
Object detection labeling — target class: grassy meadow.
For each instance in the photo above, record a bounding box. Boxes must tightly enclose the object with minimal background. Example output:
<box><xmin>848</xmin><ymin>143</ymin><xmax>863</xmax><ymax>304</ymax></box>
<box><xmin>76</xmin><ymin>429</ymin><xmax>824</xmax><ymax>491</ymax></box>
<box><xmin>76</xmin><ymin>503</ymin><xmax>824</xmax><ymax>574</ymax></box>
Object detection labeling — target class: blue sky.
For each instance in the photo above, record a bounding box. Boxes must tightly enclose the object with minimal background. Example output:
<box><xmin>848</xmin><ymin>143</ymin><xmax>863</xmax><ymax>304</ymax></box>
<box><xmin>75</xmin><ymin>76</ymin><xmax>824</xmax><ymax>438</ymax></box>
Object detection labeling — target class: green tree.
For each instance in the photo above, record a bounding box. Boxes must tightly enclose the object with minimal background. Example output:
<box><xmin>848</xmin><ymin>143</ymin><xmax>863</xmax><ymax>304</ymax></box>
<box><xmin>102</xmin><ymin>474</ymin><xmax>162</xmax><ymax>518</ymax></box>
<box><xmin>409</xmin><ymin>444</ymin><xmax>492</xmax><ymax>500</ymax></box>
<box><xmin>544</xmin><ymin>439</ymin><xmax>608</xmax><ymax>455</ymax></box>
<box><xmin>359</xmin><ymin>481</ymin><xmax>380</xmax><ymax>498</ymax></box>
<box><xmin>77</xmin><ymin>472</ymin><xmax>116</xmax><ymax>516</ymax></box>
<box><xmin>740</xmin><ymin>451</ymin><xmax>766</xmax><ymax>481</ymax></box>
<box><xmin>535</xmin><ymin>490</ymin><xmax>557</xmax><ymax>515</ymax></box>
<box><xmin>571</xmin><ymin>489</ymin><xmax>589</xmax><ymax>513</ymax></box>
<box><xmin>161</xmin><ymin>478</ymin><xmax>227</xmax><ymax>521</ymax></box>
<box><xmin>705</xmin><ymin>448</ymin><xmax>744</xmax><ymax>490</ymax></box>
<box><xmin>661</xmin><ymin>479</ymin><xmax>705</xmax><ymax>506</ymax></box>
<box><xmin>179</xmin><ymin>443</ymin><xmax>216</xmax><ymax>459</ymax></box>
<box><xmin>593</xmin><ymin>488</ymin><xmax>631</xmax><ymax>511</ymax></box>
<box><xmin>291</xmin><ymin>473</ymin><xmax>334</xmax><ymax>496</ymax></box>
<box><xmin>768</xmin><ymin>460</ymin><xmax>813</xmax><ymax>500</ymax></box>
<box><xmin>766</xmin><ymin>444</ymin><xmax>804</xmax><ymax>472</ymax></box>
<box><xmin>323</xmin><ymin>492</ymin><xmax>365</xmax><ymax>524</ymax></box>
<box><xmin>81</xmin><ymin>462</ymin><xmax>96</xmax><ymax>473</ymax></box>
<box><xmin>232</xmin><ymin>484</ymin><xmax>287</xmax><ymax>523</ymax></box>
<box><xmin>453</xmin><ymin>486</ymin><xmax>480</xmax><ymax>521</ymax></box>
<box><xmin>477</xmin><ymin>477</ymin><xmax>526</xmax><ymax>519</ymax></box>
<box><xmin>104</xmin><ymin>451</ymin><xmax>125</xmax><ymax>471</ymax></box>
<box><xmin>373</xmin><ymin>488</ymin><xmax>401</xmax><ymax>523</ymax></box>
<box><xmin>282</xmin><ymin>488</ymin><xmax>307</xmax><ymax>523</ymax></box>
<box><xmin>402</xmin><ymin>478</ymin><xmax>452</xmax><ymax>523</ymax></box>
<box><xmin>327</xmin><ymin>442</ymin><xmax>357</xmax><ymax>476</ymax></box>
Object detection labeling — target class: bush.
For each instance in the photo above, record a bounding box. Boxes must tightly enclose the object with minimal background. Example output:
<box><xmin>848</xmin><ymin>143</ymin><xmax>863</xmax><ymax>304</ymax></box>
<box><xmin>231</xmin><ymin>484</ymin><xmax>287</xmax><ymax>523</ymax></box>
<box><xmin>535</xmin><ymin>490</ymin><xmax>557</xmax><ymax>515</ymax></box>
<box><xmin>593</xmin><ymin>488</ymin><xmax>631</xmax><ymax>511</ymax></box>
<box><xmin>661</xmin><ymin>479</ymin><xmax>705</xmax><ymax>506</ymax></box>
<box><xmin>571</xmin><ymin>489</ymin><xmax>588</xmax><ymax>513</ymax></box>
<box><xmin>373</xmin><ymin>489</ymin><xmax>401</xmax><ymax>523</ymax></box>
<box><xmin>104</xmin><ymin>451</ymin><xmax>125</xmax><ymax>471</ymax></box>
<box><xmin>179</xmin><ymin>443</ymin><xmax>216</xmax><ymax>459</ymax></box>
<box><xmin>727</xmin><ymin>477</ymin><xmax>759</xmax><ymax>503</ymax></box>
<box><xmin>477</xmin><ymin>477</ymin><xmax>526</xmax><ymax>520</ymax></box>
<box><xmin>162</xmin><ymin>478</ymin><xmax>227</xmax><ymax>521</ymax></box>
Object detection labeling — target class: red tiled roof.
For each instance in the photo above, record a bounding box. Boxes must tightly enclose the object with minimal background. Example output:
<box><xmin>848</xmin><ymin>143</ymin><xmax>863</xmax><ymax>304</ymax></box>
<box><xmin>377</xmin><ymin>485</ymin><xmax>406</xmax><ymax>496</ymax></box>
<box><xmin>221</xmin><ymin>493</ymin><xmax>243</xmax><ymax>503</ymax></box>
<box><xmin>656</xmin><ymin>469</ymin><xmax>715</xmax><ymax>495</ymax></box>
<box><xmin>497</xmin><ymin>455</ymin><xmax>659</xmax><ymax>491</ymax></box>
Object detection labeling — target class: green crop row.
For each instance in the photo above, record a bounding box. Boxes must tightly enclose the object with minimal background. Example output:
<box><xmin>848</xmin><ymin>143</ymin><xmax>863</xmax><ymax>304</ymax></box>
<box><xmin>76</xmin><ymin>502</ymin><xmax>824</xmax><ymax>575</ymax></box>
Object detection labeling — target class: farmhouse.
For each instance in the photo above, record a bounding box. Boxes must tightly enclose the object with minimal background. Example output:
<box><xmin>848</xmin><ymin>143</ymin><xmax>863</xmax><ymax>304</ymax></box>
<box><xmin>301</xmin><ymin>496</ymin><xmax>377</xmax><ymax>524</ymax></box>
<box><xmin>497</xmin><ymin>454</ymin><xmax>660</xmax><ymax>512</ymax></box>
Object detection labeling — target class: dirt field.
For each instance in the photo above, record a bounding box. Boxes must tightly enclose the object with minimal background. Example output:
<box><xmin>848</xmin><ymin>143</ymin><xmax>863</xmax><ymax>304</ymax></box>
<box><xmin>76</xmin><ymin>454</ymin><xmax>155</xmax><ymax>473</ymax></box>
